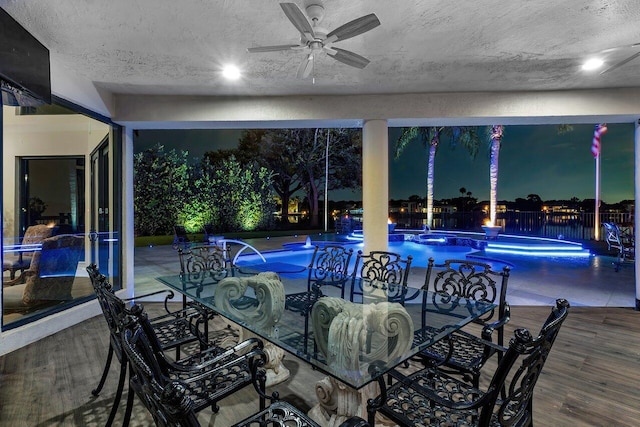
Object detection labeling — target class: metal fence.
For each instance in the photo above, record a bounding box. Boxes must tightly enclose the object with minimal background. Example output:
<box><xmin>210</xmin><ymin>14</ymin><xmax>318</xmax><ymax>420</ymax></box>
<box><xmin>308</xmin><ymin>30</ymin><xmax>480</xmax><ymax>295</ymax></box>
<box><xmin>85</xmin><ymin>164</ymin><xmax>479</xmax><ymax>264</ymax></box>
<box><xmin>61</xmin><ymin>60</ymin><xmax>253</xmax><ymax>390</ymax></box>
<box><xmin>388</xmin><ymin>211</ymin><xmax>633</xmax><ymax>241</ymax></box>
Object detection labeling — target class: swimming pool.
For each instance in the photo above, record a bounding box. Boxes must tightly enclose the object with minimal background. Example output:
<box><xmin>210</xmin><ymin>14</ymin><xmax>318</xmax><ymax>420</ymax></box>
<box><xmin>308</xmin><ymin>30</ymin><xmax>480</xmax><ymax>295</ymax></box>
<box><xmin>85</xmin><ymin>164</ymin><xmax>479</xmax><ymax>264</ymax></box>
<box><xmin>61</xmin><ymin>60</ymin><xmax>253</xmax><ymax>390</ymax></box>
<box><xmin>234</xmin><ymin>239</ymin><xmax>512</xmax><ymax>271</ymax></box>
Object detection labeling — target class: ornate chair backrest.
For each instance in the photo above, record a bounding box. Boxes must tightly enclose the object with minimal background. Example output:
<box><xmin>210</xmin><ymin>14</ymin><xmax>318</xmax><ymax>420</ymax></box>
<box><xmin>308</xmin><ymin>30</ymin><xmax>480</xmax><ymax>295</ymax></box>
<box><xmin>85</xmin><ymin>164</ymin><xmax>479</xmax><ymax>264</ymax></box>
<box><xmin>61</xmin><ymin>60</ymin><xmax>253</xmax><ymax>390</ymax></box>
<box><xmin>21</xmin><ymin>224</ymin><xmax>54</xmax><ymax>243</ymax></box>
<box><xmin>350</xmin><ymin>250</ymin><xmax>413</xmax><ymax>303</ymax></box>
<box><xmin>178</xmin><ymin>245</ymin><xmax>229</xmax><ymax>283</ymax></box>
<box><xmin>423</xmin><ymin>258</ymin><xmax>510</xmax><ymax>327</ymax></box>
<box><xmin>307</xmin><ymin>245</ymin><xmax>354</xmax><ymax>298</ymax></box>
<box><xmin>479</xmin><ymin>299</ymin><xmax>570</xmax><ymax>426</ymax></box>
<box><xmin>18</xmin><ymin>224</ymin><xmax>54</xmax><ymax>257</ymax></box>
<box><xmin>121</xmin><ymin>315</ymin><xmax>200</xmax><ymax>427</ymax></box>
<box><xmin>87</xmin><ymin>265</ymin><xmax>129</xmax><ymax>363</ymax></box>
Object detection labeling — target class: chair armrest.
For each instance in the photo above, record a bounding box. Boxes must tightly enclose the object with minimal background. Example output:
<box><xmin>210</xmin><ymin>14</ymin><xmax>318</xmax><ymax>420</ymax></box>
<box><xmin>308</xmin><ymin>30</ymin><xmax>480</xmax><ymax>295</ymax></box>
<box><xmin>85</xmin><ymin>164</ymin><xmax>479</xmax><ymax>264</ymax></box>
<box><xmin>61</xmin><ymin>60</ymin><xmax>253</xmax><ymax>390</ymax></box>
<box><xmin>481</xmin><ymin>302</ymin><xmax>511</xmax><ymax>341</ymax></box>
<box><xmin>124</xmin><ymin>289</ymin><xmax>191</xmax><ymax>316</ymax></box>
<box><xmin>180</xmin><ymin>346</ymin><xmax>266</xmax><ymax>385</ymax></box>
<box><xmin>122</xmin><ymin>288</ymin><xmax>174</xmax><ymax>302</ymax></box>
<box><xmin>172</xmin><ymin>337</ymin><xmax>263</xmax><ymax>372</ymax></box>
<box><xmin>148</xmin><ymin>301</ymin><xmax>209</xmax><ymax>323</ymax></box>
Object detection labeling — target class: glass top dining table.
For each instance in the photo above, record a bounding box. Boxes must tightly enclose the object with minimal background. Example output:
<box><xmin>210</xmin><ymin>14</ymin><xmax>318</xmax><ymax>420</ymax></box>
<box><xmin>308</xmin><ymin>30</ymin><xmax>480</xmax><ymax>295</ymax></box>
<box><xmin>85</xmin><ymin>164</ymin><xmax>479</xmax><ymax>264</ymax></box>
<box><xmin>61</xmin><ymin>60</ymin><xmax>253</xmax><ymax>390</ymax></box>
<box><xmin>156</xmin><ymin>263</ymin><xmax>496</xmax><ymax>390</ymax></box>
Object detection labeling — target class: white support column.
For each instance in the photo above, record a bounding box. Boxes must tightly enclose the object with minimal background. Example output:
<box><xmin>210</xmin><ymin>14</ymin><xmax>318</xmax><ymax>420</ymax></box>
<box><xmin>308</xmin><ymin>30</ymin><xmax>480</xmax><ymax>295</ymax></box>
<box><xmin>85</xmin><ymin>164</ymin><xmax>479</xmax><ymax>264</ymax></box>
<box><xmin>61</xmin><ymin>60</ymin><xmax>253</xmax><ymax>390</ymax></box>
<box><xmin>634</xmin><ymin>119</ymin><xmax>640</xmax><ymax>310</ymax></box>
<box><xmin>123</xmin><ymin>127</ymin><xmax>135</xmax><ymax>299</ymax></box>
<box><xmin>362</xmin><ymin>119</ymin><xmax>389</xmax><ymax>254</ymax></box>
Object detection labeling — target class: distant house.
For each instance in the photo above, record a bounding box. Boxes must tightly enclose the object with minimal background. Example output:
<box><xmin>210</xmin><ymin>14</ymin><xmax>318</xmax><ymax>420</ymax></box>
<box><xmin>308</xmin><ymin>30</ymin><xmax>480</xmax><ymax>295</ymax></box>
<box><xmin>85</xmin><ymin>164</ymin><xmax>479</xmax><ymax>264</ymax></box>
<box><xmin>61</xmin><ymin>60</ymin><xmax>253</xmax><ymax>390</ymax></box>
<box><xmin>542</xmin><ymin>202</ymin><xmax>579</xmax><ymax>214</ymax></box>
<box><xmin>433</xmin><ymin>203</ymin><xmax>457</xmax><ymax>214</ymax></box>
<box><xmin>477</xmin><ymin>201</ymin><xmax>508</xmax><ymax>214</ymax></box>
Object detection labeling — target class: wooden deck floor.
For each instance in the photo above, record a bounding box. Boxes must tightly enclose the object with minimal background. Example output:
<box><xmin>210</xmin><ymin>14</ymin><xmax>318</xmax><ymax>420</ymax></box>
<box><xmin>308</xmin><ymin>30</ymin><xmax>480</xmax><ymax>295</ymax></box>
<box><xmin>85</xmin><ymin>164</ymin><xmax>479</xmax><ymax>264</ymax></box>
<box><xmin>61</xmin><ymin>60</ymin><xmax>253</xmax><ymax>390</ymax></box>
<box><xmin>0</xmin><ymin>304</ymin><xmax>639</xmax><ymax>426</ymax></box>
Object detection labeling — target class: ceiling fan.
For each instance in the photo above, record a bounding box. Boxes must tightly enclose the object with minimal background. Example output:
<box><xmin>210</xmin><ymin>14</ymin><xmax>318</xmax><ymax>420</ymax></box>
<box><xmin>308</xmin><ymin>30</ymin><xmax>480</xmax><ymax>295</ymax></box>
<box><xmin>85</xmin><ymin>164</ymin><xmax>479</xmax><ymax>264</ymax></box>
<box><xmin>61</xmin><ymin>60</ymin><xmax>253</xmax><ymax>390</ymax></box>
<box><xmin>247</xmin><ymin>2</ymin><xmax>380</xmax><ymax>79</ymax></box>
<box><xmin>598</xmin><ymin>42</ymin><xmax>640</xmax><ymax>75</ymax></box>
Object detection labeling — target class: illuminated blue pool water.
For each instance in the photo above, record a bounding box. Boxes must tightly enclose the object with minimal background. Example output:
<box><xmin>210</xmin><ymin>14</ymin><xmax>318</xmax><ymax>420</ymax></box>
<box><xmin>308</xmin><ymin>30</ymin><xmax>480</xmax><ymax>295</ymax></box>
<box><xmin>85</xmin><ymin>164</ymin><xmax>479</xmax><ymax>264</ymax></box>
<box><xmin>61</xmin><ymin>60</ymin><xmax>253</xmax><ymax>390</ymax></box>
<box><xmin>235</xmin><ymin>239</ymin><xmax>510</xmax><ymax>271</ymax></box>
<box><xmin>234</xmin><ymin>231</ymin><xmax>593</xmax><ymax>273</ymax></box>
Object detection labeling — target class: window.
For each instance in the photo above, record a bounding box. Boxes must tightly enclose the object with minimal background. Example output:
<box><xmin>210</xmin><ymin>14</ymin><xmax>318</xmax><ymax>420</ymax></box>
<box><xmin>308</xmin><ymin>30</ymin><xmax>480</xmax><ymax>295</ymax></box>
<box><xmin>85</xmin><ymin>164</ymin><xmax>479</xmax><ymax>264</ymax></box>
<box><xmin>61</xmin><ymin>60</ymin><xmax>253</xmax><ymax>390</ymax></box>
<box><xmin>2</xmin><ymin>99</ymin><xmax>122</xmax><ymax>329</ymax></box>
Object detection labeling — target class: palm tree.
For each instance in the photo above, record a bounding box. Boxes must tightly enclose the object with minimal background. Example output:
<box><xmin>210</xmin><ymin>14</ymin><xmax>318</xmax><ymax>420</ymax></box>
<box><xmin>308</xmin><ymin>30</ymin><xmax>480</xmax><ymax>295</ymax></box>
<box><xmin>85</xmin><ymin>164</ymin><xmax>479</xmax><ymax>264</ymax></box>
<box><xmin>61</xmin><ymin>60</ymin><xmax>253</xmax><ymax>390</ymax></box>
<box><xmin>488</xmin><ymin>125</ymin><xmax>504</xmax><ymax>224</ymax></box>
<box><xmin>395</xmin><ymin>127</ymin><xmax>480</xmax><ymax>228</ymax></box>
<box><xmin>484</xmin><ymin>124</ymin><xmax>572</xmax><ymax>227</ymax></box>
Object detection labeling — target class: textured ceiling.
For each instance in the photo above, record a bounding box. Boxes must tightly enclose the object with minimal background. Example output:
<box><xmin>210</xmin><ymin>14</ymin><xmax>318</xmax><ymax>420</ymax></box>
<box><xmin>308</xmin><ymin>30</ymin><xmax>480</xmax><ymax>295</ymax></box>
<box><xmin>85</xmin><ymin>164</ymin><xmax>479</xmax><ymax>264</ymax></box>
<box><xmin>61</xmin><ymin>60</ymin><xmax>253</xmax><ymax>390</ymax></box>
<box><xmin>2</xmin><ymin>0</ymin><xmax>640</xmax><ymax>98</ymax></box>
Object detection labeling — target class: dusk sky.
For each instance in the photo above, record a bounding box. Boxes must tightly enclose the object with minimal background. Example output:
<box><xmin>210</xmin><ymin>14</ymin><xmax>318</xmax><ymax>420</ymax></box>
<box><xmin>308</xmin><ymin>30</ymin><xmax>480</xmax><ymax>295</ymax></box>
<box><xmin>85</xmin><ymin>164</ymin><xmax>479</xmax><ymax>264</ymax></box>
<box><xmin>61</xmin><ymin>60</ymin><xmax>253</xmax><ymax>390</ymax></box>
<box><xmin>135</xmin><ymin>123</ymin><xmax>635</xmax><ymax>204</ymax></box>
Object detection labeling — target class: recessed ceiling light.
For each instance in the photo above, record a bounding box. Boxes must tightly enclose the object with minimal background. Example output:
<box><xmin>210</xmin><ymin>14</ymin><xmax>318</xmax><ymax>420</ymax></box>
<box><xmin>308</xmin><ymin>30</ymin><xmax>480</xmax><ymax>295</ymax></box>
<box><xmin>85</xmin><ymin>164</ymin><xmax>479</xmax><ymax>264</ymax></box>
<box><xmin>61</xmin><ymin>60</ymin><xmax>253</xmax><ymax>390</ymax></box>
<box><xmin>582</xmin><ymin>58</ymin><xmax>604</xmax><ymax>71</ymax></box>
<box><xmin>222</xmin><ymin>64</ymin><xmax>241</xmax><ymax>80</ymax></box>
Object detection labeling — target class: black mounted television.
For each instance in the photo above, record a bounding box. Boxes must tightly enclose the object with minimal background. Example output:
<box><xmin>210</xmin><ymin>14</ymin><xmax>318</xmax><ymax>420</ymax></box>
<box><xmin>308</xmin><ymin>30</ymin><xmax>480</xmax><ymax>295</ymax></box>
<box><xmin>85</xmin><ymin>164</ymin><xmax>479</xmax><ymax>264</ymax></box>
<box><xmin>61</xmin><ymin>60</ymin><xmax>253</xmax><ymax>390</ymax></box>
<box><xmin>0</xmin><ymin>7</ymin><xmax>51</xmax><ymax>104</ymax></box>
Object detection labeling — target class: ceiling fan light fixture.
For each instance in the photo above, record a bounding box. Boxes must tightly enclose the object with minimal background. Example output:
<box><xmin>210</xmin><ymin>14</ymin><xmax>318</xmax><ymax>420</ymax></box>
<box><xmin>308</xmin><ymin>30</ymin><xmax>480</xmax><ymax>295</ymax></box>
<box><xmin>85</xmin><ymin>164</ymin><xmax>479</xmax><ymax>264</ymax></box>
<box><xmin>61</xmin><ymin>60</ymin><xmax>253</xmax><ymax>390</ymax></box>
<box><xmin>582</xmin><ymin>58</ymin><xmax>604</xmax><ymax>71</ymax></box>
<box><xmin>222</xmin><ymin>64</ymin><xmax>241</xmax><ymax>80</ymax></box>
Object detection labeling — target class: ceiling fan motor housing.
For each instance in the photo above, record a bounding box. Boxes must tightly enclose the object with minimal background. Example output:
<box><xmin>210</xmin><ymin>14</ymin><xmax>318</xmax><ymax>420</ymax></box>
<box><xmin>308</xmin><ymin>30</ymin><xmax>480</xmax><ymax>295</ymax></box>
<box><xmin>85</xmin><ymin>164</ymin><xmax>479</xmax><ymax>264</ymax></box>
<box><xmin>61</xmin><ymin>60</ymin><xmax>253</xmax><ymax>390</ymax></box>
<box><xmin>306</xmin><ymin>4</ymin><xmax>325</xmax><ymax>23</ymax></box>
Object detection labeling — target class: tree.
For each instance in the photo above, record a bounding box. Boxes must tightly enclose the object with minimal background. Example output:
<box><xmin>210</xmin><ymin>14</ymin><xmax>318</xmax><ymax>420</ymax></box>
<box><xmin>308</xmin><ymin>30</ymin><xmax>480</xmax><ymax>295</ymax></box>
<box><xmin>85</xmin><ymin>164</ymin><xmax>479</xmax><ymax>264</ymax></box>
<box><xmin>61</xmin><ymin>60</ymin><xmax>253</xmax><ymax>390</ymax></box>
<box><xmin>300</xmin><ymin>128</ymin><xmax>362</xmax><ymax>228</ymax></box>
<box><xmin>235</xmin><ymin>128</ymin><xmax>361</xmax><ymax>227</ymax></box>
<box><xmin>212</xmin><ymin>156</ymin><xmax>276</xmax><ymax>231</ymax></box>
<box><xmin>183</xmin><ymin>155</ymin><xmax>276</xmax><ymax>232</ymax></box>
<box><xmin>234</xmin><ymin>129</ymin><xmax>305</xmax><ymax>225</ymax></box>
<box><xmin>527</xmin><ymin>194</ymin><xmax>543</xmax><ymax>211</ymax></box>
<box><xmin>488</xmin><ymin>125</ymin><xmax>505</xmax><ymax>224</ymax></box>
<box><xmin>395</xmin><ymin>127</ymin><xmax>480</xmax><ymax>228</ymax></box>
<box><xmin>483</xmin><ymin>124</ymin><xmax>572</xmax><ymax>226</ymax></box>
<box><xmin>133</xmin><ymin>144</ymin><xmax>190</xmax><ymax>236</ymax></box>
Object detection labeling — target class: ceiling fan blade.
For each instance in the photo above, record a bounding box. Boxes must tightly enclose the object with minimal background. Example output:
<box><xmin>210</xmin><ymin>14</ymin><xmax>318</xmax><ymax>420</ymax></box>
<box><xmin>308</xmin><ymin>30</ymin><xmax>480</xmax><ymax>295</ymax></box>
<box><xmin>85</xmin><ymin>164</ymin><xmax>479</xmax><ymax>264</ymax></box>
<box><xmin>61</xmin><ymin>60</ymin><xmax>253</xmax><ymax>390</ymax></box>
<box><xmin>247</xmin><ymin>44</ymin><xmax>301</xmax><ymax>53</ymax></box>
<box><xmin>280</xmin><ymin>2</ymin><xmax>315</xmax><ymax>41</ymax></box>
<box><xmin>296</xmin><ymin>54</ymin><xmax>314</xmax><ymax>79</ymax></box>
<box><xmin>325</xmin><ymin>13</ymin><xmax>380</xmax><ymax>44</ymax></box>
<box><xmin>600</xmin><ymin>51</ymin><xmax>640</xmax><ymax>75</ymax></box>
<box><xmin>326</xmin><ymin>47</ymin><xmax>370</xmax><ymax>69</ymax></box>
<box><xmin>601</xmin><ymin>42</ymin><xmax>640</xmax><ymax>54</ymax></box>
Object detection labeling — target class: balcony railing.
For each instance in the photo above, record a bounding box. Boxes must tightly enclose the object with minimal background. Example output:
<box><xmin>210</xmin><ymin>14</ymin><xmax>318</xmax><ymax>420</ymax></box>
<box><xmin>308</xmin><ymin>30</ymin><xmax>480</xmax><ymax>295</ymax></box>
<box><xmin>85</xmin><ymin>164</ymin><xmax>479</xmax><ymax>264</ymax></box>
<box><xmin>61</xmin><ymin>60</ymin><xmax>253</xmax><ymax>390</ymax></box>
<box><xmin>385</xmin><ymin>211</ymin><xmax>633</xmax><ymax>241</ymax></box>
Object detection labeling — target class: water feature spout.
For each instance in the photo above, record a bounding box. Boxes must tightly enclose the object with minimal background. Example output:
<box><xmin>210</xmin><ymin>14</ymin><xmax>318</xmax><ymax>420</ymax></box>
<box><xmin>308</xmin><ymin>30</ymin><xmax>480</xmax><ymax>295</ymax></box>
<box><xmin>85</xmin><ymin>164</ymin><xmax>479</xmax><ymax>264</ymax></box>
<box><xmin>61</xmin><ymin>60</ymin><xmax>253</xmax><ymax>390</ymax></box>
<box><xmin>304</xmin><ymin>236</ymin><xmax>312</xmax><ymax>248</ymax></box>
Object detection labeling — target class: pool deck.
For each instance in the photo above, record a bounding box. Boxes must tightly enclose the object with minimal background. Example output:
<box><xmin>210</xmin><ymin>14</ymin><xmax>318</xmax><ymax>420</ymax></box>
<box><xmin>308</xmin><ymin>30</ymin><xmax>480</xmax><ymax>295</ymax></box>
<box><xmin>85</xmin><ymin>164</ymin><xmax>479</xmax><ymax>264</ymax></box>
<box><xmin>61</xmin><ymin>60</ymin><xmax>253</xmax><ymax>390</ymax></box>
<box><xmin>134</xmin><ymin>234</ymin><xmax>636</xmax><ymax>308</ymax></box>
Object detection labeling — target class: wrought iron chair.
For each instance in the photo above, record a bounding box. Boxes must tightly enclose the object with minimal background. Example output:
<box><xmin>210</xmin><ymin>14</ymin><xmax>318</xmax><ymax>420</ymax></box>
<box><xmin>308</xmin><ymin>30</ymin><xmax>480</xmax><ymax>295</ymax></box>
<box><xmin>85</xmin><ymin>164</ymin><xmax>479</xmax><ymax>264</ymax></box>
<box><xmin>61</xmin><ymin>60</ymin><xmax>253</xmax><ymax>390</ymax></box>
<box><xmin>172</xmin><ymin>225</ymin><xmax>192</xmax><ymax>250</ymax></box>
<box><xmin>2</xmin><ymin>224</ymin><xmax>54</xmax><ymax>280</ymax></box>
<box><xmin>415</xmin><ymin>258</ymin><xmax>511</xmax><ymax>388</ymax></box>
<box><xmin>121</xmin><ymin>312</ymin><xmax>371</xmax><ymax>427</ymax></box>
<box><xmin>177</xmin><ymin>245</ymin><xmax>234</xmax><ymax>306</ymax></box>
<box><xmin>3</xmin><ymin>234</ymin><xmax>83</xmax><ymax>313</ymax></box>
<box><xmin>178</xmin><ymin>244</ymin><xmax>229</xmax><ymax>273</ymax></box>
<box><xmin>202</xmin><ymin>223</ymin><xmax>222</xmax><ymax>244</ymax></box>
<box><xmin>365</xmin><ymin>299</ymin><xmax>570</xmax><ymax>427</ymax></box>
<box><xmin>284</xmin><ymin>244</ymin><xmax>354</xmax><ymax>353</ymax></box>
<box><xmin>349</xmin><ymin>250</ymin><xmax>414</xmax><ymax>304</ymax></box>
<box><xmin>87</xmin><ymin>265</ymin><xmax>214</xmax><ymax>426</ymax></box>
<box><xmin>121</xmin><ymin>304</ymin><xmax>267</xmax><ymax>424</ymax></box>
<box><xmin>603</xmin><ymin>222</ymin><xmax>635</xmax><ymax>272</ymax></box>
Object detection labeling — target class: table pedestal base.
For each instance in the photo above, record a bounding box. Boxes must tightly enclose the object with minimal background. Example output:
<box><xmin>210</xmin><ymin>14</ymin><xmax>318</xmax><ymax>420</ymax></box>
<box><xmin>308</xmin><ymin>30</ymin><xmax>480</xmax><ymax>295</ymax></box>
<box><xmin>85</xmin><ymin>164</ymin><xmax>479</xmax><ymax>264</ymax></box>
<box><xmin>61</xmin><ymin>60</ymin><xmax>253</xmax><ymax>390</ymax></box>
<box><xmin>262</xmin><ymin>340</ymin><xmax>290</xmax><ymax>386</ymax></box>
<box><xmin>307</xmin><ymin>297</ymin><xmax>414</xmax><ymax>427</ymax></box>
<box><xmin>214</xmin><ymin>272</ymin><xmax>289</xmax><ymax>386</ymax></box>
<box><xmin>309</xmin><ymin>378</ymin><xmax>394</xmax><ymax>427</ymax></box>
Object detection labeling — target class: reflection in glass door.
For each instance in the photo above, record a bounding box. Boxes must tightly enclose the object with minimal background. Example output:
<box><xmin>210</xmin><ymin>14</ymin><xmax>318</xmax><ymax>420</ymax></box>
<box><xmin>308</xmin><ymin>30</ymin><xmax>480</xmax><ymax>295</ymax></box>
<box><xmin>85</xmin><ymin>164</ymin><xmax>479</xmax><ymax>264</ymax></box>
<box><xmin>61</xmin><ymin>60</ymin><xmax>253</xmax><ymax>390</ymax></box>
<box><xmin>18</xmin><ymin>157</ymin><xmax>85</xmax><ymax>236</ymax></box>
<box><xmin>90</xmin><ymin>137</ymin><xmax>109</xmax><ymax>271</ymax></box>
